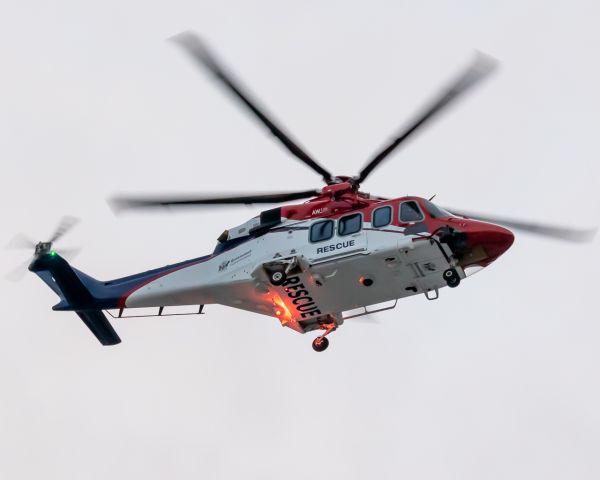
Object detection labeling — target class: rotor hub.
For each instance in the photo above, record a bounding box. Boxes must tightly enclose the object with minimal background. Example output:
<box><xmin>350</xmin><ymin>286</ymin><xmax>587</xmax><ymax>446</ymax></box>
<box><xmin>34</xmin><ymin>242</ymin><xmax>53</xmax><ymax>256</ymax></box>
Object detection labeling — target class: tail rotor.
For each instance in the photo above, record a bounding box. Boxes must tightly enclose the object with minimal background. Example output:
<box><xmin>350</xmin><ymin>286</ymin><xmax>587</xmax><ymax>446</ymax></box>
<box><xmin>5</xmin><ymin>216</ymin><xmax>81</xmax><ymax>281</ymax></box>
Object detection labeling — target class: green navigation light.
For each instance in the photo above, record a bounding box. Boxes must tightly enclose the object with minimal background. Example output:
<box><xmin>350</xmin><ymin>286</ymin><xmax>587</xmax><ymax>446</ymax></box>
<box><xmin>49</xmin><ymin>251</ymin><xmax>57</xmax><ymax>257</ymax></box>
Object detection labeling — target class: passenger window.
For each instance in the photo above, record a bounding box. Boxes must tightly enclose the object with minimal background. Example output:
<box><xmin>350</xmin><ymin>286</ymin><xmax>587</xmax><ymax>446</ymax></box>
<box><xmin>338</xmin><ymin>213</ymin><xmax>362</xmax><ymax>236</ymax></box>
<box><xmin>310</xmin><ymin>220</ymin><xmax>334</xmax><ymax>242</ymax></box>
<box><xmin>372</xmin><ymin>206</ymin><xmax>392</xmax><ymax>228</ymax></box>
<box><xmin>399</xmin><ymin>201</ymin><xmax>424</xmax><ymax>223</ymax></box>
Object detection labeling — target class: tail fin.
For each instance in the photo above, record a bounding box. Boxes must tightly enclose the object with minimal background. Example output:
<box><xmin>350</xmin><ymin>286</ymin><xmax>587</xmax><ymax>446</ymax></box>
<box><xmin>29</xmin><ymin>253</ymin><xmax>121</xmax><ymax>345</ymax></box>
<box><xmin>29</xmin><ymin>250</ymin><xmax>211</xmax><ymax>345</ymax></box>
<box><xmin>75</xmin><ymin>311</ymin><xmax>120</xmax><ymax>346</ymax></box>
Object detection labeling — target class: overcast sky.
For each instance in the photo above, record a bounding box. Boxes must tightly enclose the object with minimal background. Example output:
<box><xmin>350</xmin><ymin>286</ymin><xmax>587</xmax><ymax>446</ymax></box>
<box><xmin>1</xmin><ymin>1</ymin><xmax>599</xmax><ymax>479</ymax></box>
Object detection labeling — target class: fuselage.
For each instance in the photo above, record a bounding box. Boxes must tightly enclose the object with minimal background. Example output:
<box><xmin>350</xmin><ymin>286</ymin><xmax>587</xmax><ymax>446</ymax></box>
<box><xmin>120</xmin><ymin>189</ymin><xmax>514</xmax><ymax>334</ymax></box>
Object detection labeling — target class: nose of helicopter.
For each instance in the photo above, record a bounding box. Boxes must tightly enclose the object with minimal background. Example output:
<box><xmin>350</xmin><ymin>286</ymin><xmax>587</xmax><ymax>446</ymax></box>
<box><xmin>445</xmin><ymin>216</ymin><xmax>514</xmax><ymax>266</ymax></box>
<box><xmin>469</xmin><ymin>222</ymin><xmax>515</xmax><ymax>262</ymax></box>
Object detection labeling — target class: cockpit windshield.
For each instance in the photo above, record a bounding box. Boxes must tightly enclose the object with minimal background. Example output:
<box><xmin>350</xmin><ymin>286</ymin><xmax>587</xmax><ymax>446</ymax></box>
<box><xmin>422</xmin><ymin>200</ymin><xmax>454</xmax><ymax>219</ymax></box>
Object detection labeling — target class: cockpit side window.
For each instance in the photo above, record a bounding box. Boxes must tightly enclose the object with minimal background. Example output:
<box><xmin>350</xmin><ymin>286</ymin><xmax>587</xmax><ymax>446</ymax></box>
<box><xmin>338</xmin><ymin>213</ymin><xmax>362</xmax><ymax>236</ymax></box>
<box><xmin>310</xmin><ymin>220</ymin><xmax>334</xmax><ymax>242</ymax></box>
<box><xmin>399</xmin><ymin>201</ymin><xmax>424</xmax><ymax>223</ymax></box>
<box><xmin>372</xmin><ymin>206</ymin><xmax>392</xmax><ymax>228</ymax></box>
<box><xmin>422</xmin><ymin>200</ymin><xmax>453</xmax><ymax>219</ymax></box>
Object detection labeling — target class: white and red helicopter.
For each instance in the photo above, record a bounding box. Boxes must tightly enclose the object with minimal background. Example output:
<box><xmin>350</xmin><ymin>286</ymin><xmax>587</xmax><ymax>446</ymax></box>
<box><xmin>14</xmin><ymin>32</ymin><xmax>595</xmax><ymax>351</ymax></box>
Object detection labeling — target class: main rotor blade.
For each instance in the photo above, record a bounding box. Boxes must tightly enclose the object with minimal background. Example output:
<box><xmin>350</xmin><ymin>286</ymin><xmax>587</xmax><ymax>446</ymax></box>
<box><xmin>49</xmin><ymin>216</ymin><xmax>79</xmax><ymax>243</ymax></box>
<box><xmin>447</xmin><ymin>208</ymin><xmax>597</xmax><ymax>243</ymax></box>
<box><xmin>356</xmin><ymin>53</ymin><xmax>497</xmax><ymax>183</ymax></box>
<box><xmin>172</xmin><ymin>31</ymin><xmax>334</xmax><ymax>184</ymax></box>
<box><xmin>110</xmin><ymin>189</ymin><xmax>321</xmax><ymax>211</ymax></box>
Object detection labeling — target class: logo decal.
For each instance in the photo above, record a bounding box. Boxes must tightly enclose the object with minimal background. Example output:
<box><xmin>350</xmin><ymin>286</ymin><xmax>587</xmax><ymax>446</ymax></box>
<box><xmin>218</xmin><ymin>250</ymin><xmax>252</xmax><ymax>272</ymax></box>
<box><xmin>218</xmin><ymin>260</ymin><xmax>230</xmax><ymax>272</ymax></box>
<box><xmin>231</xmin><ymin>250</ymin><xmax>251</xmax><ymax>266</ymax></box>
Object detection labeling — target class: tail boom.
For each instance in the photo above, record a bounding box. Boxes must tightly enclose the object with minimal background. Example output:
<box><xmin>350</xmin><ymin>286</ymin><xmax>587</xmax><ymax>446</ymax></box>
<box><xmin>29</xmin><ymin>252</ymin><xmax>211</xmax><ymax>345</ymax></box>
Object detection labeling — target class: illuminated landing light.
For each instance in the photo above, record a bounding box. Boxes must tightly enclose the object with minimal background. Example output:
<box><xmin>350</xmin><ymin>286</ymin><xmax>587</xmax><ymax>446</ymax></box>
<box><xmin>272</xmin><ymin>295</ymin><xmax>292</xmax><ymax>324</ymax></box>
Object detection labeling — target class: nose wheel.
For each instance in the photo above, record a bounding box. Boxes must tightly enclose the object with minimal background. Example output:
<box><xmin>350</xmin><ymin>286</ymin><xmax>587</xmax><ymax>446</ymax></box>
<box><xmin>312</xmin><ymin>336</ymin><xmax>329</xmax><ymax>352</ymax></box>
<box><xmin>443</xmin><ymin>268</ymin><xmax>460</xmax><ymax>288</ymax></box>
<box><xmin>311</xmin><ymin>321</ymin><xmax>336</xmax><ymax>352</ymax></box>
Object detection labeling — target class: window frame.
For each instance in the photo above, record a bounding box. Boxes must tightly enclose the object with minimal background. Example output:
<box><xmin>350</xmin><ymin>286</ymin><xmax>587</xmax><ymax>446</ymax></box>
<box><xmin>422</xmin><ymin>200</ymin><xmax>453</xmax><ymax>219</ymax></box>
<box><xmin>309</xmin><ymin>219</ymin><xmax>335</xmax><ymax>243</ymax></box>
<box><xmin>372</xmin><ymin>205</ymin><xmax>392</xmax><ymax>228</ymax></box>
<box><xmin>337</xmin><ymin>213</ymin><xmax>363</xmax><ymax>237</ymax></box>
<box><xmin>399</xmin><ymin>200</ymin><xmax>425</xmax><ymax>224</ymax></box>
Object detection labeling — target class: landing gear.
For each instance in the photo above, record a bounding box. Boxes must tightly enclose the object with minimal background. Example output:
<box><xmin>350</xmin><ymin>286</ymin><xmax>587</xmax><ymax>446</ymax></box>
<box><xmin>312</xmin><ymin>320</ymin><xmax>337</xmax><ymax>352</ymax></box>
<box><xmin>443</xmin><ymin>268</ymin><xmax>460</xmax><ymax>288</ymax></box>
<box><xmin>264</xmin><ymin>258</ymin><xmax>299</xmax><ymax>286</ymax></box>
<box><xmin>312</xmin><ymin>336</ymin><xmax>329</xmax><ymax>352</ymax></box>
<box><xmin>267</xmin><ymin>266</ymin><xmax>287</xmax><ymax>286</ymax></box>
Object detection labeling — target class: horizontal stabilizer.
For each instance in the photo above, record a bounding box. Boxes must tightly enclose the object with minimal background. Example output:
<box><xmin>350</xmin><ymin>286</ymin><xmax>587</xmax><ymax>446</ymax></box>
<box><xmin>76</xmin><ymin>311</ymin><xmax>121</xmax><ymax>346</ymax></box>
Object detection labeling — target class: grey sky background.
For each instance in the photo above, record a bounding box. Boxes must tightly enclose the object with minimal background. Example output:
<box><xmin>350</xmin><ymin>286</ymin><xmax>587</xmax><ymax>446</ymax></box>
<box><xmin>1</xmin><ymin>1</ymin><xmax>599</xmax><ymax>479</ymax></box>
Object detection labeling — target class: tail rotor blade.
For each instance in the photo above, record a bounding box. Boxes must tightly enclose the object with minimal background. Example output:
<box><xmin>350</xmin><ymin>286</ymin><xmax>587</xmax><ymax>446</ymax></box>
<box><xmin>4</xmin><ymin>258</ymin><xmax>31</xmax><ymax>282</ymax></box>
<box><xmin>49</xmin><ymin>216</ymin><xmax>79</xmax><ymax>243</ymax></box>
<box><xmin>5</xmin><ymin>233</ymin><xmax>36</xmax><ymax>250</ymax></box>
<box><xmin>57</xmin><ymin>247</ymin><xmax>82</xmax><ymax>261</ymax></box>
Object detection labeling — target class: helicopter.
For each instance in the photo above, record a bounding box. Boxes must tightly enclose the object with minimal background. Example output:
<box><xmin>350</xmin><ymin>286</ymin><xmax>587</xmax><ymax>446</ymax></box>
<box><xmin>12</xmin><ymin>32</ymin><xmax>595</xmax><ymax>352</ymax></box>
